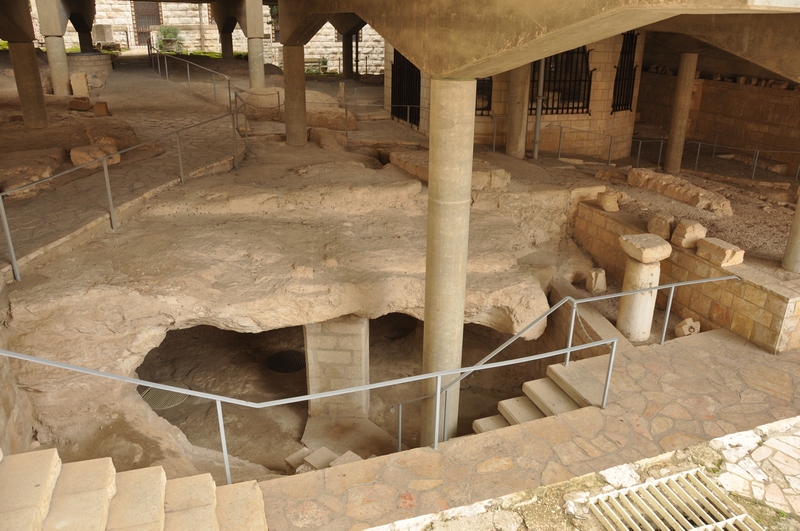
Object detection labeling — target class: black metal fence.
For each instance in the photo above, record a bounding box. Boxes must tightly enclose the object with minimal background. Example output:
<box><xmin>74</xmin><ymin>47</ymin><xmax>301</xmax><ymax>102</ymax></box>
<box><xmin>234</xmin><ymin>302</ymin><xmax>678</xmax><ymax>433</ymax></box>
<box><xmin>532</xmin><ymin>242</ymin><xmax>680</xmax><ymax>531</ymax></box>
<box><xmin>529</xmin><ymin>46</ymin><xmax>593</xmax><ymax>115</ymax></box>
<box><xmin>391</xmin><ymin>49</ymin><xmax>421</xmax><ymax>127</ymax></box>
<box><xmin>476</xmin><ymin>77</ymin><xmax>493</xmax><ymax>116</ymax></box>
<box><xmin>612</xmin><ymin>31</ymin><xmax>638</xmax><ymax>114</ymax></box>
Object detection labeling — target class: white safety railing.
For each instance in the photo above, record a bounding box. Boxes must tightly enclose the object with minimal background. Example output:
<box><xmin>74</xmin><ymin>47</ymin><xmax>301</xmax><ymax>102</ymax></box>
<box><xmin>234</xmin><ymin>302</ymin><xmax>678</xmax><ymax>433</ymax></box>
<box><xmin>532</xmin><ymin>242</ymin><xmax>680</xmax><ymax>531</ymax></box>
<box><xmin>686</xmin><ymin>135</ymin><xmax>800</xmax><ymax>181</ymax></box>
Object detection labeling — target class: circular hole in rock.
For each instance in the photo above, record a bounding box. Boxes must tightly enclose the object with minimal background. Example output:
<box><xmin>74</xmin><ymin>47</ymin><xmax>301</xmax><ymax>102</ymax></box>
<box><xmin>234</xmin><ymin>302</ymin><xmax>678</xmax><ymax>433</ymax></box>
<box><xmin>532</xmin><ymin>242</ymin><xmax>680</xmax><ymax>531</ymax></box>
<box><xmin>265</xmin><ymin>350</ymin><xmax>306</xmax><ymax>374</ymax></box>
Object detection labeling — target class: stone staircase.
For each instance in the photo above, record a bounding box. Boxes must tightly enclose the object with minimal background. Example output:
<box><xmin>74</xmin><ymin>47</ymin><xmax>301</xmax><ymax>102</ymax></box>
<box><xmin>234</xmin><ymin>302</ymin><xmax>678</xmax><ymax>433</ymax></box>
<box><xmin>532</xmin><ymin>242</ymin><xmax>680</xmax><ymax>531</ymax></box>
<box><xmin>473</xmin><ymin>353</ymin><xmax>612</xmax><ymax>434</ymax></box>
<box><xmin>0</xmin><ymin>446</ymin><xmax>268</xmax><ymax>531</ymax></box>
<box><xmin>284</xmin><ymin>446</ymin><xmax>368</xmax><ymax>475</ymax></box>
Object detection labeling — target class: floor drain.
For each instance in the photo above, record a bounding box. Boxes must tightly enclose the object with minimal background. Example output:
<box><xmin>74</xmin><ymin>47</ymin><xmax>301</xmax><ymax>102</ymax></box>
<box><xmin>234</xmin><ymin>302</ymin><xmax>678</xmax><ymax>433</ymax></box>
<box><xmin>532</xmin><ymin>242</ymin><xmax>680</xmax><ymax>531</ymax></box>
<box><xmin>139</xmin><ymin>381</ymin><xmax>190</xmax><ymax>410</ymax></box>
<box><xmin>265</xmin><ymin>350</ymin><xmax>306</xmax><ymax>373</ymax></box>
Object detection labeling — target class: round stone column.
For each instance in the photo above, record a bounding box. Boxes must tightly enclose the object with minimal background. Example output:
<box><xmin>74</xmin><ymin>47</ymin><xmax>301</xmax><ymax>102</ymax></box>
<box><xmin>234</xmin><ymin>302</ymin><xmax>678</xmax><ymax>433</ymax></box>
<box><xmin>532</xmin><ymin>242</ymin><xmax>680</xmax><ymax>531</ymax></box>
<box><xmin>44</xmin><ymin>35</ymin><xmax>71</xmax><ymax>96</ymax></box>
<box><xmin>617</xmin><ymin>234</ymin><xmax>672</xmax><ymax>341</ymax></box>
<box><xmin>247</xmin><ymin>38</ymin><xmax>265</xmax><ymax>89</ymax></box>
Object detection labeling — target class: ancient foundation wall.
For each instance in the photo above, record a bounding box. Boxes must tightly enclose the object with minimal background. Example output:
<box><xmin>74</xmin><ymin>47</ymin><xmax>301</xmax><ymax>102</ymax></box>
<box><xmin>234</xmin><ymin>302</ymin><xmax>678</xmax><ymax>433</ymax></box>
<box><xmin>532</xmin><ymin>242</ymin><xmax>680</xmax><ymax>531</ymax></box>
<box><xmin>572</xmin><ymin>201</ymin><xmax>800</xmax><ymax>353</ymax></box>
<box><xmin>304</xmin><ymin>315</ymin><xmax>369</xmax><ymax>417</ymax></box>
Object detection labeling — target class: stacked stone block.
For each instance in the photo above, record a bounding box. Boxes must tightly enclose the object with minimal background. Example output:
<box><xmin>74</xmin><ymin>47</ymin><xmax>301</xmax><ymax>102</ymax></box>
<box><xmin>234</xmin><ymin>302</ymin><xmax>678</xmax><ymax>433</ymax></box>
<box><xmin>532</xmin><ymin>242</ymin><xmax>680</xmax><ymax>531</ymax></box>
<box><xmin>304</xmin><ymin>315</ymin><xmax>369</xmax><ymax>417</ymax></box>
<box><xmin>572</xmin><ymin>201</ymin><xmax>800</xmax><ymax>353</ymax></box>
<box><xmin>0</xmin><ymin>356</ymin><xmax>36</xmax><ymax>455</ymax></box>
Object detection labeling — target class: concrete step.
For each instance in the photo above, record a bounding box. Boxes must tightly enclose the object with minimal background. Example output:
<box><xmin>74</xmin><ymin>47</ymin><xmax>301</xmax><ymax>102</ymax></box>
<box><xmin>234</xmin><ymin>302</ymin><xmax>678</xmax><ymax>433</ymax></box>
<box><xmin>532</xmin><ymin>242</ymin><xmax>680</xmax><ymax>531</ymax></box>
<box><xmin>472</xmin><ymin>414</ymin><xmax>511</xmax><ymax>434</ymax></box>
<box><xmin>547</xmin><ymin>356</ymin><xmax>612</xmax><ymax>407</ymax></box>
<box><xmin>523</xmin><ymin>377</ymin><xmax>580</xmax><ymax>416</ymax></box>
<box><xmin>106</xmin><ymin>466</ymin><xmax>167</xmax><ymax>531</ymax></box>
<box><xmin>0</xmin><ymin>448</ymin><xmax>62</xmax><ymax>530</ymax></box>
<box><xmin>215</xmin><ymin>480</ymin><xmax>268</xmax><ymax>531</ymax></box>
<box><xmin>42</xmin><ymin>457</ymin><xmax>116</xmax><ymax>531</ymax></box>
<box><xmin>497</xmin><ymin>396</ymin><xmax>546</xmax><ymax>425</ymax></box>
<box><xmin>164</xmin><ymin>473</ymin><xmax>218</xmax><ymax>531</ymax></box>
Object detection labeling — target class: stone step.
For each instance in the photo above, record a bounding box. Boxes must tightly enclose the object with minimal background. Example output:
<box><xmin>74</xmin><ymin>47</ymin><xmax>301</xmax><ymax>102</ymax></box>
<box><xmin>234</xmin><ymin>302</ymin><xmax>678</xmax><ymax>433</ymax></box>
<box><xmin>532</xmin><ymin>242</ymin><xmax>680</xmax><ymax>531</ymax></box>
<box><xmin>164</xmin><ymin>473</ymin><xmax>218</xmax><ymax>531</ymax></box>
<box><xmin>106</xmin><ymin>466</ymin><xmax>167</xmax><ymax>531</ymax></box>
<box><xmin>215</xmin><ymin>480</ymin><xmax>268</xmax><ymax>531</ymax></box>
<box><xmin>523</xmin><ymin>377</ymin><xmax>580</xmax><ymax>416</ymax></box>
<box><xmin>302</xmin><ymin>447</ymin><xmax>339</xmax><ymax>471</ymax></box>
<box><xmin>330</xmin><ymin>450</ymin><xmax>363</xmax><ymax>467</ymax></box>
<box><xmin>547</xmin><ymin>355</ymin><xmax>612</xmax><ymax>407</ymax></box>
<box><xmin>42</xmin><ymin>457</ymin><xmax>116</xmax><ymax>531</ymax></box>
<box><xmin>497</xmin><ymin>396</ymin><xmax>546</xmax><ymax>425</ymax></box>
<box><xmin>0</xmin><ymin>448</ymin><xmax>62</xmax><ymax>530</ymax></box>
<box><xmin>472</xmin><ymin>414</ymin><xmax>511</xmax><ymax>434</ymax></box>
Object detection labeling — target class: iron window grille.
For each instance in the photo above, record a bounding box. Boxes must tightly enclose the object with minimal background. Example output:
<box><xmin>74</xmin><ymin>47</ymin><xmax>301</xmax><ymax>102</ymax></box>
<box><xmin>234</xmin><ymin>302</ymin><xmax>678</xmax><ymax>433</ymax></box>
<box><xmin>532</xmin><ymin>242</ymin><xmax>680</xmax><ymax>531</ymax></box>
<box><xmin>476</xmin><ymin>77</ymin><xmax>493</xmax><ymax>115</ymax></box>
<box><xmin>391</xmin><ymin>49</ymin><xmax>421</xmax><ymax>127</ymax></box>
<box><xmin>611</xmin><ymin>31</ymin><xmax>638</xmax><ymax>113</ymax></box>
<box><xmin>529</xmin><ymin>46</ymin><xmax>593</xmax><ymax>115</ymax></box>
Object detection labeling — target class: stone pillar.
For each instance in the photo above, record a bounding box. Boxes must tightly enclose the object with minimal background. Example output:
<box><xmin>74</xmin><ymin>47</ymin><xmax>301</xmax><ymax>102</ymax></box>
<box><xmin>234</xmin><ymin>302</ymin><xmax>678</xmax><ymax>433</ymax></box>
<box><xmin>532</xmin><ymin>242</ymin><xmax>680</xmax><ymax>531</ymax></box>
<box><xmin>617</xmin><ymin>234</ymin><xmax>673</xmax><ymax>341</ymax></box>
<box><xmin>247</xmin><ymin>38</ymin><xmax>265</xmax><ymax>89</ymax></box>
<box><xmin>505</xmin><ymin>64</ymin><xmax>531</xmax><ymax>159</ymax></box>
<box><xmin>220</xmin><ymin>33</ymin><xmax>234</xmax><ymax>60</ymax></box>
<box><xmin>79</xmin><ymin>32</ymin><xmax>93</xmax><ymax>53</ymax></box>
<box><xmin>420</xmin><ymin>77</ymin><xmax>477</xmax><ymax>447</ymax></box>
<box><xmin>304</xmin><ymin>316</ymin><xmax>369</xmax><ymax>417</ymax></box>
<box><xmin>664</xmin><ymin>53</ymin><xmax>698</xmax><ymax>175</ymax></box>
<box><xmin>8</xmin><ymin>42</ymin><xmax>48</xmax><ymax>129</ymax></box>
<box><xmin>44</xmin><ymin>35</ymin><xmax>71</xmax><ymax>96</ymax></box>
<box><xmin>283</xmin><ymin>45</ymin><xmax>307</xmax><ymax>147</ymax></box>
<box><xmin>342</xmin><ymin>35</ymin><xmax>353</xmax><ymax>79</ymax></box>
<box><xmin>782</xmin><ymin>202</ymin><xmax>800</xmax><ymax>272</ymax></box>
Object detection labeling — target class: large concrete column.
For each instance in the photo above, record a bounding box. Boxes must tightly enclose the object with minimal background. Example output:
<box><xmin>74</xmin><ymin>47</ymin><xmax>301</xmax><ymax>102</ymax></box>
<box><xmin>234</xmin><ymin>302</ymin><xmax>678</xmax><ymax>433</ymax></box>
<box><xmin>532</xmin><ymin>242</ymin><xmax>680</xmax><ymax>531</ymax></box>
<box><xmin>79</xmin><ymin>31</ymin><xmax>93</xmax><ymax>52</ymax></box>
<box><xmin>617</xmin><ymin>234</ymin><xmax>672</xmax><ymax>341</ymax></box>
<box><xmin>505</xmin><ymin>64</ymin><xmax>531</xmax><ymax>159</ymax></box>
<box><xmin>304</xmin><ymin>316</ymin><xmax>369</xmax><ymax>417</ymax></box>
<box><xmin>782</xmin><ymin>200</ymin><xmax>800</xmax><ymax>272</ymax></box>
<box><xmin>220</xmin><ymin>33</ymin><xmax>234</xmax><ymax>60</ymax></box>
<box><xmin>342</xmin><ymin>35</ymin><xmax>353</xmax><ymax>79</ymax></box>
<box><xmin>420</xmin><ymin>77</ymin><xmax>477</xmax><ymax>447</ymax></box>
<box><xmin>8</xmin><ymin>42</ymin><xmax>48</xmax><ymax>129</ymax></box>
<box><xmin>283</xmin><ymin>45</ymin><xmax>307</xmax><ymax>146</ymax></box>
<box><xmin>663</xmin><ymin>53</ymin><xmax>698</xmax><ymax>175</ymax></box>
<box><xmin>44</xmin><ymin>35</ymin><xmax>71</xmax><ymax>96</ymax></box>
<box><xmin>247</xmin><ymin>38</ymin><xmax>265</xmax><ymax>88</ymax></box>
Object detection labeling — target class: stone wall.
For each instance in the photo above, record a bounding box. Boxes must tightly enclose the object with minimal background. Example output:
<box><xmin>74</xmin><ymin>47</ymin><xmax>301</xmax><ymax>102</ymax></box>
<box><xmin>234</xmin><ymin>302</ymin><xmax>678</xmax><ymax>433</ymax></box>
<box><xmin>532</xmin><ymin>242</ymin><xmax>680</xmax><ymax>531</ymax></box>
<box><xmin>0</xmin><ymin>356</ymin><xmax>37</xmax><ymax>455</ymax></box>
<box><xmin>572</xmin><ymin>201</ymin><xmax>800</xmax><ymax>353</ymax></box>
<box><xmin>304</xmin><ymin>315</ymin><xmax>369</xmax><ymax>417</ymax></box>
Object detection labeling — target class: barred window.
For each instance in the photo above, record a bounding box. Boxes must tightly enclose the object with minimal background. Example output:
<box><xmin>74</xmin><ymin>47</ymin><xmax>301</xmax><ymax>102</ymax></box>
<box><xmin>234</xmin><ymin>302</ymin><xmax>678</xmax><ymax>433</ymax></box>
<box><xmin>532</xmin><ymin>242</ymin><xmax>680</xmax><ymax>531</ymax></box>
<box><xmin>476</xmin><ymin>77</ymin><xmax>492</xmax><ymax>116</ymax></box>
<box><xmin>529</xmin><ymin>46</ymin><xmax>593</xmax><ymax>115</ymax></box>
<box><xmin>611</xmin><ymin>31</ymin><xmax>638</xmax><ymax>113</ymax></box>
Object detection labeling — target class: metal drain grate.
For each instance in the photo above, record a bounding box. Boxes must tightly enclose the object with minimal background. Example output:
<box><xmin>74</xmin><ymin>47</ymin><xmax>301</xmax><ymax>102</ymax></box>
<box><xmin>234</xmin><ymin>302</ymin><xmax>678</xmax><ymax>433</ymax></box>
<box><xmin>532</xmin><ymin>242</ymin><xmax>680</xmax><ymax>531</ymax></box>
<box><xmin>265</xmin><ymin>350</ymin><xmax>306</xmax><ymax>373</ymax></box>
<box><xmin>588</xmin><ymin>468</ymin><xmax>764</xmax><ymax>531</ymax></box>
<box><xmin>139</xmin><ymin>381</ymin><xmax>190</xmax><ymax>410</ymax></box>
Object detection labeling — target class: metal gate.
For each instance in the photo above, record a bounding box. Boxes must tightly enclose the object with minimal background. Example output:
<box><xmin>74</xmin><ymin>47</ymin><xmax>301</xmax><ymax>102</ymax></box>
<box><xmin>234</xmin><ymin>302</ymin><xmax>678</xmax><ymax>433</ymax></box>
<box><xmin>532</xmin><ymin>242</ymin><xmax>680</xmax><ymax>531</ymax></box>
<box><xmin>391</xmin><ymin>49</ymin><xmax>420</xmax><ymax>127</ymax></box>
<box><xmin>132</xmin><ymin>1</ymin><xmax>161</xmax><ymax>46</ymax></box>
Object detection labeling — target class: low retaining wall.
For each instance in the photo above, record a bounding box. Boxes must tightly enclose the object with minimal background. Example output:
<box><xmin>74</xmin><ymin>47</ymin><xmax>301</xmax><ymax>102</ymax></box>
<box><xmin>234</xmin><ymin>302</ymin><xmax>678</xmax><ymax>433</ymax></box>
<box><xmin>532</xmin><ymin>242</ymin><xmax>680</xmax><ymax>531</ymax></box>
<box><xmin>573</xmin><ymin>201</ymin><xmax>800</xmax><ymax>353</ymax></box>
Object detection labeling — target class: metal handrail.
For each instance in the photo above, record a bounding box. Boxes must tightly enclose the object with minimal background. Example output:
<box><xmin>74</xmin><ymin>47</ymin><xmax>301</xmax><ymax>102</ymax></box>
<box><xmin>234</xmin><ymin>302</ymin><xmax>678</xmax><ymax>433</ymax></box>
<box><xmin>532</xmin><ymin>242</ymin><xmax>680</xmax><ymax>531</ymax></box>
<box><xmin>685</xmin><ymin>138</ymin><xmax>800</xmax><ymax>181</ymax></box>
<box><xmin>544</xmin><ymin>123</ymin><xmax>616</xmax><ymax>164</ymax></box>
<box><xmin>394</xmin><ymin>274</ymin><xmax>741</xmax><ymax>445</ymax></box>
<box><xmin>632</xmin><ymin>138</ymin><xmax>666</xmax><ymax>170</ymax></box>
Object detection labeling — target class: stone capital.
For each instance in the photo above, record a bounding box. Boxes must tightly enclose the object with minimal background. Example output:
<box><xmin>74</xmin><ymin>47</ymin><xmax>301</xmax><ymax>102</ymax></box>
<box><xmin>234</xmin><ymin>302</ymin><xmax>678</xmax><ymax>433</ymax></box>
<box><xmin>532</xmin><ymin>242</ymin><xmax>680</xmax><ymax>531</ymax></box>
<box><xmin>619</xmin><ymin>234</ymin><xmax>672</xmax><ymax>264</ymax></box>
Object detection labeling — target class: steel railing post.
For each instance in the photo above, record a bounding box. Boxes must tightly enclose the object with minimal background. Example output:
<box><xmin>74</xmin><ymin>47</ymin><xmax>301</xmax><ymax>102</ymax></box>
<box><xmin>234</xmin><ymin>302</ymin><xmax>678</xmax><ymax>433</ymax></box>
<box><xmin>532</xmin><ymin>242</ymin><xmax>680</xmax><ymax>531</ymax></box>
<box><xmin>602</xmin><ymin>340</ymin><xmax>617</xmax><ymax>408</ymax></box>
<box><xmin>657</xmin><ymin>140</ymin><xmax>664</xmax><ymax>170</ymax></box>
<box><xmin>165</xmin><ymin>55</ymin><xmax>169</xmax><ymax>80</ymax></box>
<box><xmin>0</xmin><ymin>195</ymin><xmax>20</xmax><ymax>281</ymax></box>
<box><xmin>186</xmin><ymin>63</ymin><xmax>191</xmax><ymax>90</ymax></box>
<box><xmin>636</xmin><ymin>140</ymin><xmax>642</xmax><ymax>168</ymax></box>
<box><xmin>216</xmin><ymin>400</ymin><xmax>232</xmax><ymax>485</ymax></box>
<box><xmin>176</xmin><ymin>132</ymin><xmax>185</xmax><ymax>184</ymax></box>
<box><xmin>712</xmin><ymin>132</ymin><xmax>719</xmax><ymax>158</ymax></box>
<box><xmin>752</xmin><ymin>150</ymin><xmax>759</xmax><ymax>179</ymax></box>
<box><xmin>231</xmin><ymin>111</ymin><xmax>239</xmax><ymax>170</ymax></box>
<box><xmin>660</xmin><ymin>286</ymin><xmax>676</xmax><ymax>345</ymax></box>
<box><xmin>406</xmin><ymin>106</ymin><xmax>410</xmax><ymax>141</ymax></box>
<box><xmin>157</xmin><ymin>53</ymin><xmax>161</xmax><ymax>76</ymax></box>
<box><xmin>566</xmin><ymin>301</ymin><xmax>577</xmax><ymax>366</ymax></box>
<box><xmin>694</xmin><ymin>141</ymin><xmax>701</xmax><ymax>170</ymax></box>
<box><xmin>557</xmin><ymin>126</ymin><xmax>563</xmax><ymax>158</ymax></box>
<box><xmin>492</xmin><ymin>116</ymin><xmax>497</xmax><ymax>153</ymax></box>
<box><xmin>102</xmin><ymin>159</ymin><xmax>118</xmax><ymax>230</ymax></box>
<box><xmin>227</xmin><ymin>80</ymin><xmax>232</xmax><ymax>112</ymax></box>
<box><xmin>397</xmin><ymin>403</ymin><xmax>403</xmax><ymax>452</ymax></box>
<box><xmin>433</xmin><ymin>375</ymin><xmax>442</xmax><ymax>450</ymax></box>
<box><xmin>795</xmin><ymin>163</ymin><xmax>800</xmax><ymax>183</ymax></box>
<box><xmin>442</xmin><ymin>387</ymin><xmax>450</xmax><ymax>442</ymax></box>
<box><xmin>607</xmin><ymin>136</ymin><xmax>613</xmax><ymax>165</ymax></box>
<box><xmin>212</xmin><ymin>74</ymin><xmax>217</xmax><ymax>103</ymax></box>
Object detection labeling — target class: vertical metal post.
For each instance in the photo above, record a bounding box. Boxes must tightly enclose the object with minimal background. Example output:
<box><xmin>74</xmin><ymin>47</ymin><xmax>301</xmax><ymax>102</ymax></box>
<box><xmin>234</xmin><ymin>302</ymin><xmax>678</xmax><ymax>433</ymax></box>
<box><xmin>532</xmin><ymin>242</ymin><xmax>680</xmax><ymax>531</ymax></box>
<box><xmin>176</xmin><ymin>132</ymin><xmax>185</xmax><ymax>184</ymax></box>
<box><xmin>277</xmin><ymin>92</ymin><xmax>282</xmax><ymax>121</ymax></box>
<box><xmin>442</xmin><ymin>388</ymin><xmax>450</xmax><ymax>442</ymax></box>
<box><xmin>157</xmin><ymin>53</ymin><xmax>161</xmax><ymax>76</ymax></box>
<box><xmin>406</xmin><ymin>106</ymin><xmax>410</xmax><ymax>141</ymax></box>
<box><xmin>657</xmin><ymin>140</ymin><xmax>664</xmax><ymax>170</ymax></box>
<box><xmin>344</xmin><ymin>103</ymin><xmax>349</xmax><ymax>141</ymax></box>
<box><xmin>712</xmin><ymin>132</ymin><xmax>719</xmax><ymax>158</ymax></box>
<box><xmin>694</xmin><ymin>141</ymin><xmax>701</xmax><ymax>170</ymax></box>
<box><xmin>602</xmin><ymin>340</ymin><xmax>617</xmax><ymax>408</ymax></box>
<box><xmin>636</xmin><ymin>140</ymin><xmax>642</xmax><ymax>168</ymax></box>
<box><xmin>660</xmin><ymin>286</ymin><xmax>676</xmax><ymax>345</ymax></box>
<box><xmin>186</xmin><ymin>63</ymin><xmax>191</xmax><ymax>90</ymax></box>
<box><xmin>0</xmin><ymin>195</ymin><xmax>20</xmax><ymax>282</ymax></box>
<box><xmin>607</xmin><ymin>136</ymin><xmax>613</xmax><ymax>165</ymax></box>
<box><xmin>557</xmin><ymin>126</ymin><xmax>563</xmax><ymax>158</ymax></box>
<box><xmin>492</xmin><ymin>116</ymin><xmax>497</xmax><ymax>153</ymax></box>
<box><xmin>565</xmin><ymin>301</ymin><xmax>577</xmax><ymax>366</ymax></box>
<box><xmin>231</xmin><ymin>112</ymin><xmax>239</xmax><ymax>170</ymax></box>
<box><xmin>216</xmin><ymin>400</ymin><xmax>232</xmax><ymax>485</ymax></box>
<box><xmin>795</xmin><ymin>162</ymin><xmax>800</xmax><ymax>182</ymax></box>
<box><xmin>533</xmin><ymin>59</ymin><xmax>545</xmax><ymax>159</ymax></box>
<box><xmin>433</xmin><ymin>375</ymin><xmax>442</xmax><ymax>450</ymax></box>
<box><xmin>752</xmin><ymin>150</ymin><xmax>759</xmax><ymax>179</ymax></box>
<box><xmin>165</xmin><ymin>56</ymin><xmax>169</xmax><ymax>80</ymax></box>
<box><xmin>227</xmin><ymin>80</ymin><xmax>232</xmax><ymax>112</ymax></box>
<box><xmin>102</xmin><ymin>159</ymin><xmax>118</xmax><ymax>231</ymax></box>
<box><xmin>212</xmin><ymin>74</ymin><xmax>217</xmax><ymax>102</ymax></box>
<box><xmin>397</xmin><ymin>403</ymin><xmax>403</xmax><ymax>453</ymax></box>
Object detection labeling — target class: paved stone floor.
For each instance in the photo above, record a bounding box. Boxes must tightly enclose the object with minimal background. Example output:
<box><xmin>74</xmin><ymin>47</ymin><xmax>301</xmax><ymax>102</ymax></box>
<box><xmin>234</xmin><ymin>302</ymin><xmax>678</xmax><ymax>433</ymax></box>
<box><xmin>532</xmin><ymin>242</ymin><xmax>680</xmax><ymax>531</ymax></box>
<box><xmin>257</xmin><ymin>328</ymin><xmax>800</xmax><ymax>530</ymax></box>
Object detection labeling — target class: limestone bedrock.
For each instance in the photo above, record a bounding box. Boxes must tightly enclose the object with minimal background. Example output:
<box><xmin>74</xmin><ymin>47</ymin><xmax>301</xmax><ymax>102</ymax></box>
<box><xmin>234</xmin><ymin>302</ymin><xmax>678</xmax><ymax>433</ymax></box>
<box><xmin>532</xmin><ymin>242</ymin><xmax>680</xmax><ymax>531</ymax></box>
<box><xmin>4</xmin><ymin>153</ymin><xmax>555</xmax><ymax>476</ymax></box>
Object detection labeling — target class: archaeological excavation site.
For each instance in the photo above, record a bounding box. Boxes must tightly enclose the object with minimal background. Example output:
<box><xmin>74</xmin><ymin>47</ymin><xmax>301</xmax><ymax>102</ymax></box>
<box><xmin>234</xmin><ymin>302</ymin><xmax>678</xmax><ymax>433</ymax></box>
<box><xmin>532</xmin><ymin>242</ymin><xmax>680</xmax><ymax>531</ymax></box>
<box><xmin>2</xmin><ymin>0</ymin><xmax>800</xmax><ymax>529</ymax></box>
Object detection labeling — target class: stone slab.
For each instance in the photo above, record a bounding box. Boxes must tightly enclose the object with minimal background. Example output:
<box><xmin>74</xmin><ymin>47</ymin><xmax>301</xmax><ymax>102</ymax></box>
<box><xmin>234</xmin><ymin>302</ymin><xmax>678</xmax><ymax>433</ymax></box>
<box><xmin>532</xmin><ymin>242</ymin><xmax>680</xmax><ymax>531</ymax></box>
<box><xmin>216</xmin><ymin>481</ymin><xmax>267</xmax><ymax>531</ymax></box>
<box><xmin>285</xmin><ymin>447</ymin><xmax>311</xmax><ymax>472</ymax></box>
<box><xmin>547</xmin><ymin>357</ymin><xmax>610</xmax><ymax>407</ymax></box>
<box><xmin>330</xmin><ymin>450</ymin><xmax>363</xmax><ymax>467</ymax></box>
<box><xmin>164</xmin><ymin>473</ymin><xmax>216</xmax><ymax>513</ymax></box>
<box><xmin>303</xmin><ymin>447</ymin><xmax>339</xmax><ymax>470</ymax></box>
<box><xmin>696</xmin><ymin>237</ymin><xmax>744</xmax><ymax>267</ymax></box>
<box><xmin>523</xmin><ymin>378</ymin><xmax>580</xmax><ymax>416</ymax></box>
<box><xmin>472</xmin><ymin>414</ymin><xmax>510</xmax><ymax>434</ymax></box>
<box><xmin>106</xmin><ymin>466</ymin><xmax>167</xmax><ymax>530</ymax></box>
<box><xmin>619</xmin><ymin>233</ymin><xmax>672</xmax><ymax>263</ymax></box>
<box><xmin>671</xmin><ymin>219</ymin><xmax>708</xmax><ymax>249</ymax></box>
<box><xmin>0</xmin><ymin>448</ymin><xmax>62</xmax><ymax>523</ymax></box>
<box><xmin>497</xmin><ymin>396</ymin><xmax>546</xmax><ymax>425</ymax></box>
